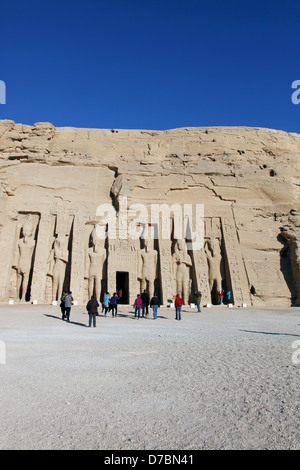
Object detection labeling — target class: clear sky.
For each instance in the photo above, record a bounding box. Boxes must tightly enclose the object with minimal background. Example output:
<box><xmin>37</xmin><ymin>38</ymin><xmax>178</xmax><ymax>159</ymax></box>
<box><xmin>1</xmin><ymin>0</ymin><xmax>300</xmax><ymax>133</ymax></box>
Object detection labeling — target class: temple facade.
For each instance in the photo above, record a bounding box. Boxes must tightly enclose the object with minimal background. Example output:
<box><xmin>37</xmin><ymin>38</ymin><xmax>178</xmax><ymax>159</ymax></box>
<box><xmin>0</xmin><ymin>209</ymin><xmax>250</xmax><ymax>306</ymax></box>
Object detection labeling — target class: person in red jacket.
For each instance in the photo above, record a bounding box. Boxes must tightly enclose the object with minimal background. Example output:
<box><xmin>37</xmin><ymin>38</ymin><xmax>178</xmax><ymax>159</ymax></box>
<box><xmin>134</xmin><ymin>294</ymin><xmax>143</xmax><ymax>319</ymax></box>
<box><xmin>175</xmin><ymin>293</ymin><xmax>183</xmax><ymax>320</ymax></box>
<box><xmin>218</xmin><ymin>289</ymin><xmax>225</xmax><ymax>305</ymax></box>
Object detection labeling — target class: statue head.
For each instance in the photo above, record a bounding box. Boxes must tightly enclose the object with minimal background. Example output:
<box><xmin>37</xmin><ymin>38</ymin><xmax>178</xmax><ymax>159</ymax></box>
<box><xmin>177</xmin><ymin>239</ymin><xmax>185</xmax><ymax>251</ymax></box>
<box><xmin>207</xmin><ymin>238</ymin><xmax>220</xmax><ymax>256</ymax></box>
<box><xmin>22</xmin><ymin>217</ymin><xmax>34</xmax><ymax>238</ymax></box>
<box><xmin>91</xmin><ymin>226</ymin><xmax>103</xmax><ymax>252</ymax></box>
<box><xmin>91</xmin><ymin>227</ymin><xmax>98</xmax><ymax>245</ymax></box>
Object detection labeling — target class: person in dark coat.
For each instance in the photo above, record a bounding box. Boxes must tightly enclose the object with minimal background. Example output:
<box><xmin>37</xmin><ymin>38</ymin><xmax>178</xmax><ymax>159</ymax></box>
<box><xmin>141</xmin><ymin>290</ymin><xmax>149</xmax><ymax>317</ymax></box>
<box><xmin>86</xmin><ymin>295</ymin><xmax>99</xmax><ymax>327</ymax></box>
<box><xmin>60</xmin><ymin>291</ymin><xmax>67</xmax><ymax>320</ymax></box>
<box><xmin>150</xmin><ymin>295</ymin><xmax>160</xmax><ymax>319</ymax></box>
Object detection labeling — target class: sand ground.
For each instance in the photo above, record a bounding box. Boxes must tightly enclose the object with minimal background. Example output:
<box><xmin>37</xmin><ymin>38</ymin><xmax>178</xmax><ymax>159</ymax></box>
<box><xmin>0</xmin><ymin>303</ymin><xmax>300</xmax><ymax>450</ymax></box>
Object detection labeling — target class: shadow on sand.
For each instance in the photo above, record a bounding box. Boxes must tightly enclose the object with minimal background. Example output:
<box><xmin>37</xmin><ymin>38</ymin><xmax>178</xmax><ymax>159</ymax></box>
<box><xmin>44</xmin><ymin>313</ymin><xmax>88</xmax><ymax>327</ymax></box>
<box><xmin>44</xmin><ymin>311</ymin><xmax>169</xmax><ymax>325</ymax></box>
<box><xmin>239</xmin><ymin>329</ymin><xmax>300</xmax><ymax>337</ymax></box>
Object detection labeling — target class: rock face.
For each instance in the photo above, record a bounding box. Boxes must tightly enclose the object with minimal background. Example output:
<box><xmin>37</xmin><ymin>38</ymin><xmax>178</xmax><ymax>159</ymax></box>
<box><xmin>0</xmin><ymin>119</ymin><xmax>299</xmax><ymax>306</ymax></box>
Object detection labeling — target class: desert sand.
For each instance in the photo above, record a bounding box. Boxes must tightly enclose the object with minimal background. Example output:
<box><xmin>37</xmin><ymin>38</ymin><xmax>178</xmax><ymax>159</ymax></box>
<box><xmin>0</xmin><ymin>303</ymin><xmax>300</xmax><ymax>450</ymax></box>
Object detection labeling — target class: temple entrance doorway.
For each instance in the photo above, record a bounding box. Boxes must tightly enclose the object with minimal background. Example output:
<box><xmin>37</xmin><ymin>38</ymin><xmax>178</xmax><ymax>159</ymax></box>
<box><xmin>116</xmin><ymin>271</ymin><xmax>129</xmax><ymax>304</ymax></box>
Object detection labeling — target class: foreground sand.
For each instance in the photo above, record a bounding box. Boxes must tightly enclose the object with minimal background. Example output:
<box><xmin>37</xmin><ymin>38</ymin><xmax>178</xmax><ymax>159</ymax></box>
<box><xmin>0</xmin><ymin>303</ymin><xmax>299</xmax><ymax>450</ymax></box>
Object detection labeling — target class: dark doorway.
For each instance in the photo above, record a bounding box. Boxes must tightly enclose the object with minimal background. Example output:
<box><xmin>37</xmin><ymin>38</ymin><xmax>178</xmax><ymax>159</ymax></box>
<box><xmin>116</xmin><ymin>272</ymin><xmax>129</xmax><ymax>304</ymax></box>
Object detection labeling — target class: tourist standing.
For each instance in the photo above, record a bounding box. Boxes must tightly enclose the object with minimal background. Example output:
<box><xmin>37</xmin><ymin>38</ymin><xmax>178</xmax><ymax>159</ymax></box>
<box><xmin>194</xmin><ymin>291</ymin><xmax>202</xmax><ymax>312</ymax></box>
<box><xmin>86</xmin><ymin>295</ymin><xmax>99</xmax><ymax>327</ymax></box>
<box><xmin>103</xmin><ymin>292</ymin><xmax>110</xmax><ymax>315</ymax></box>
<box><xmin>141</xmin><ymin>290</ymin><xmax>149</xmax><ymax>317</ymax></box>
<box><xmin>218</xmin><ymin>289</ymin><xmax>225</xmax><ymax>305</ymax></box>
<box><xmin>175</xmin><ymin>293</ymin><xmax>183</xmax><ymax>320</ymax></box>
<box><xmin>110</xmin><ymin>292</ymin><xmax>120</xmax><ymax>317</ymax></box>
<box><xmin>60</xmin><ymin>291</ymin><xmax>67</xmax><ymax>320</ymax></box>
<box><xmin>64</xmin><ymin>291</ymin><xmax>73</xmax><ymax>322</ymax></box>
<box><xmin>134</xmin><ymin>294</ymin><xmax>143</xmax><ymax>318</ymax></box>
<box><xmin>150</xmin><ymin>295</ymin><xmax>160</xmax><ymax>319</ymax></box>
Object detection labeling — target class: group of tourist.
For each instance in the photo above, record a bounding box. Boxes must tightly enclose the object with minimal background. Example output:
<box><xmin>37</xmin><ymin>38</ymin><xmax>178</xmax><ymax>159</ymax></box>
<box><xmin>86</xmin><ymin>291</ymin><xmax>120</xmax><ymax>327</ymax></box>
<box><xmin>217</xmin><ymin>289</ymin><xmax>231</xmax><ymax>305</ymax></box>
<box><xmin>133</xmin><ymin>290</ymin><xmax>160</xmax><ymax>319</ymax></box>
<box><xmin>59</xmin><ymin>287</ymin><xmax>229</xmax><ymax>328</ymax></box>
<box><xmin>59</xmin><ymin>289</ymin><xmax>160</xmax><ymax>327</ymax></box>
<box><xmin>60</xmin><ymin>291</ymin><xmax>74</xmax><ymax>322</ymax></box>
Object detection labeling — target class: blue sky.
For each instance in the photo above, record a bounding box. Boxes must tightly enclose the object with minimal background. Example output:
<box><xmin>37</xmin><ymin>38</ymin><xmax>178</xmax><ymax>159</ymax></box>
<box><xmin>1</xmin><ymin>0</ymin><xmax>300</xmax><ymax>133</ymax></box>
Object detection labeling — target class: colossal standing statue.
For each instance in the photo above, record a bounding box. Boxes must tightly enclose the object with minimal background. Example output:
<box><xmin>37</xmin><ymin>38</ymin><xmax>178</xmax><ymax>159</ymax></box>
<box><xmin>205</xmin><ymin>237</ymin><xmax>222</xmax><ymax>296</ymax></box>
<box><xmin>14</xmin><ymin>216</ymin><xmax>36</xmax><ymax>301</ymax></box>
<box><xmin>172</xmin><ymin>239</ymin><xmax>192</xmax><ymax>304</ymax></box>
<box><xmin>85</xmin><ymin>227</ymin><xmax>106</xmax><ymax>301</ymax></box>
<box><xmin>138</xmin><ymin>238</ymin><xmax>158</xmax><ymax>297</ymax></box>
<box><xmin>48</xmin><ymin>233</ymin><xmax>69</xmax><ymax>301</ymax></box>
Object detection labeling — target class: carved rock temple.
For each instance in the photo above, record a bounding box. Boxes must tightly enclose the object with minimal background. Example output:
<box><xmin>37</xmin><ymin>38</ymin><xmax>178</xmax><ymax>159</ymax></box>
<box><xmin>0</xmin><ymin>120</ymin><xmax>300</xmax><ymax>306</ymax></box>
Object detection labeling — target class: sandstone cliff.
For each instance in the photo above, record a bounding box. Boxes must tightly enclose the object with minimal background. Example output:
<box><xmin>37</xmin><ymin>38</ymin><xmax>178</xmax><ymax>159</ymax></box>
<box><xmin>0</xmin><ymin>119</ymin><xmax>299</xmax><ymax>306</ymax></box>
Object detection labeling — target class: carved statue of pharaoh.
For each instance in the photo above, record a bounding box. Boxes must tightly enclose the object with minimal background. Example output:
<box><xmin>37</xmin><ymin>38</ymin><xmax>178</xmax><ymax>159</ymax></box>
<box><xmin>85</xmin><ymin>227</ymin><xmax>106</xmax><ymax>301</ymax></box>
<box><xmin>138</xmin><ymin>238</ymin><xmax>158</xmax><ymax>297</ymax></box>
<box><xmin>205</xmin><ymin>237</ymin><xmax>222</xmax><ymax>296</ymax></box>
<box><xmin>172</xmin><ymin>239</ymin><xmax>192</xmax><ymax>304</ymax></box>
<box><xmin>14</xmin><ymin>217</ymin><xmax>36</xmax><ymax>301</ymax></box>
<box><xmin>49</xmin><ymin>233</ymin><xmax>69</xmax><ymax>301</ymax></box>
